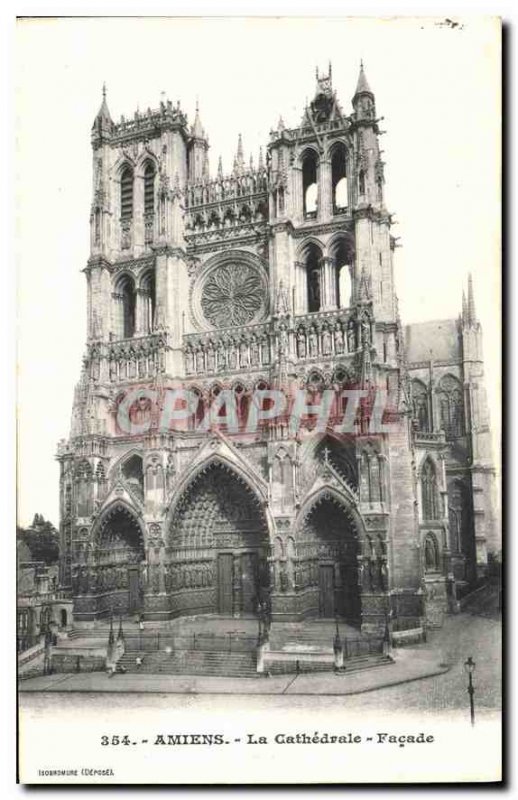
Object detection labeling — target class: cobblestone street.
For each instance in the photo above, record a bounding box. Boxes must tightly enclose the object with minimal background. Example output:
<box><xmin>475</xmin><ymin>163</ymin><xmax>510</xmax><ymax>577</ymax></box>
<box><xmin>335</xmin><ymin>610</ymin><xmax>501</xmax><ymax>715</ymax></box>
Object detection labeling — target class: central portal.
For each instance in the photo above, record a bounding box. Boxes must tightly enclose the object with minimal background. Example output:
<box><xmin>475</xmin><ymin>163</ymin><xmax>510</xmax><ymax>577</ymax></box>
<box><xmin>168</xmin><ymin>462</ymin><xmax>270</xmax><ymax>619</ymax></box>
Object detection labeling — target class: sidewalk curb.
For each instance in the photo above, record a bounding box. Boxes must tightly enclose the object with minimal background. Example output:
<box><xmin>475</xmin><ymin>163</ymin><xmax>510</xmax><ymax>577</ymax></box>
<box><xmin>19</xmin><ymin>661</ymin><xmax>451</xmax><ymax>697</ymax></box>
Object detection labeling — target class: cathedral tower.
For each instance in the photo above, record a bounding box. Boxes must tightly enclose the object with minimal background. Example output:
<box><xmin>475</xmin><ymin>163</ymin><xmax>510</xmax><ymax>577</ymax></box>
<box><xmin>57</xmin><ymin>67</ymin><xmax>497</xmax><ymax>636</ymax></box>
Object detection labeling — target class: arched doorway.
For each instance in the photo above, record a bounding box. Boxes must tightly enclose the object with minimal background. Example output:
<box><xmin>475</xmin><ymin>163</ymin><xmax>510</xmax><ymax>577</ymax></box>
<box><xmin>95</xmin><ymin>504</ymin><xmax>146</xmax><ymax>615</ymax></box>
<box><xmin>297</xmin><ymin>494</ymin><xmax>361</xmax><ymax>625</ymax></box>
<box><xmin>168</xmin><ymin>462</ymin><xmax>270</xmax><ymax>618</ymax></box>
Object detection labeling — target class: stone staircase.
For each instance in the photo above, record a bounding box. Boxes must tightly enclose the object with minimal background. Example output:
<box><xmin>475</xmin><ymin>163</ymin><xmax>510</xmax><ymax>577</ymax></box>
<box><xmin>265</xmin><ymin>652</ymin><xmax>392</xmax><ymax>675</ymax></box>
<box><xmin>118</xmin><ymin>649</ymin><xmax>258</xmax><ymax>677</ymax></box>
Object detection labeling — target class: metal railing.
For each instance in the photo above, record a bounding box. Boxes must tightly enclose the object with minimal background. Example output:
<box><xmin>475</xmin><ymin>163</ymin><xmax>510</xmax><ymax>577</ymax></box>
<box><xmin>124</xmin><ymin>631</ymin><xmax>257</xmax><ymax>654</ymax></box>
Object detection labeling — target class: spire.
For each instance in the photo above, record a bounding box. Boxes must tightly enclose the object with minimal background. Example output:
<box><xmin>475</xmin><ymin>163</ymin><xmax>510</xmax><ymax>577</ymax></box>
<box><xmin>92</xmin><ymin>82</ymin><xmax>113</xmax><ymax>137</ymax></box>
<box><xmin>249</xmin><ymin>153</ymin><xmax>254</xmax><ymax>171</ymax></box>
<box><xmin>353</xmin><ymin>61</ymin><xmax>374</xmax><ymax>101</ymax></box>
<box><xmin>217</xmin><ymin>155</ymin><xmax>223</xmax><ymax>178</ymax></box>
<box><xmin>258</xmin><ymin>146</ymin><xmax>264</xmax><ymax>171</ymax></box>
<box><xmin>467</xmin><ymin>273</ymin><xmax>477</xmax><ymax>325</ymax></box>
<box><xmin>462</xmin><ymin>289</ymin><xmax>468</xmax><ymax>322</ymax></box>
<box><xmin>236</xmin><ymin>133</ymin><xmax>244</xmax><ymax>172</ymax></box>
<box><xmin>191</xmin><ymin>99</ymin><xmax>205</xmax><ymax>139</ymax></box>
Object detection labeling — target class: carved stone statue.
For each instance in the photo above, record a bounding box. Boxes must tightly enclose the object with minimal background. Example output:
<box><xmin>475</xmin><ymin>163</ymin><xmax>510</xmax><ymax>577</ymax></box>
<box><xmin>334</xmin><ymin>323</ymin><xmax>344</xmax><ymax>354</ymax></box>
<box><xmin>297</xmin><ymin>330</ymin><xmax>306</xmax><ymax>358</ymax></box>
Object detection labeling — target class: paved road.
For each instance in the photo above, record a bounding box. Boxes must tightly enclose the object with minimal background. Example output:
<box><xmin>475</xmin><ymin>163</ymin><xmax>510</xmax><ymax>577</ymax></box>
<box><xmin>335</xmin><ymin>610</ymin><xmax>501</xmax><ymax>715</ymax></box>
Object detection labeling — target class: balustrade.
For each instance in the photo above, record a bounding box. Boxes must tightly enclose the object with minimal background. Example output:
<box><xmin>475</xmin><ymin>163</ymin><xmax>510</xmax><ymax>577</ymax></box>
<box><xmin>184</xmin><ymin>322</ymin><xmax>272</xmax><ymax>377</ymax></box>
<box><xmin>183</xmin><ymin>309</ymin><xmax>355</xmax><ymax>378</ymax></box>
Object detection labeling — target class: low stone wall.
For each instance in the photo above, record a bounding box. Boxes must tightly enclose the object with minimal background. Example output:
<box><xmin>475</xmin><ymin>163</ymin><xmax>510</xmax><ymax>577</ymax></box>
<box><xmin>391</xmin><ymin>628</ymin><xmax>425</xmax><ymax>647</ymax></box>
<box><xmin>51</xmin><ymin>652</ymin><xmax>106</xmax><ymax>673</ymax></box>
<box><xmin>264</xmin><ymin>651</ymin><xmax>334</xmax><ymax>675</ymax></box>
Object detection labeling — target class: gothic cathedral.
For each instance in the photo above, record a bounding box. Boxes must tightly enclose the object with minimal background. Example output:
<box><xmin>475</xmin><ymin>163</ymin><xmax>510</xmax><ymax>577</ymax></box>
<box><xmin>57</xmin><ymin>65</ymin><xmax>499</xmax><ymax>634</ymax></box>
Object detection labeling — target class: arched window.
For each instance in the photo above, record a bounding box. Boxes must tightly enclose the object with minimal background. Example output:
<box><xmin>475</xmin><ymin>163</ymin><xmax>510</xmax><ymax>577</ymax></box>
<box><xmin>411</xmin><ymin>380</ymin><xmax>430</xmax><ymax>432</ymax></box>
<box><xmin>122</xmin><ymin>454</ymin><xmax>144</xmax><ymax>500</ymax></box>
<box><xmin>302</xmin><ymin>242</ymin><xmax>323</xmax><ymax>312</ymax></box>
<box><xmin>302</xmin><ymin>151</ymin><xmax>318</xmax><ymax>218</ymax></box>
<box><xmin>424</xmin><ymin>533</ymin><xmax>440</xmax><ymax>572</ymax></box>
<box><xmin>120</xmin><ymin>166</ymin><xmax>134</xmax><ymax>220</ymax></box>
<box><xmin>330</xmin><ymin>237</ymin><xmax>353</xmax><ymax>309</ymax></box>
<box><xmin>114</xmin><ymin>275</ymin><xmax>136</xmax><ymax>339</ymax></box>
<box><xmin>144</xmin><ymin>161</ymin><xmax>156</xmax><ymax>217</ymax></box>
<box><xmin>141</xmin><ymin>271</ymin><xmax>156</xmax><ymax>334</ymax></box>
<box><xmin>421</xmin><ymin>458</ymin><xmax>439</xmax><ymax>521</ymax></box>
<box><xmin>437</xmin><ymin>375</ymin><xmax>464</xmax><ymax>438</ymax></box>
<box><xmin>331</xmin><ymin>144</ymin><xmax>348</xmax><ymax>213</ymax></box>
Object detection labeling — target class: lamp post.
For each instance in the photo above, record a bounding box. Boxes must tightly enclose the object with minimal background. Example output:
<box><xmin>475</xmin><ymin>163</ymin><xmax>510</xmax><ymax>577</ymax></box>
<box><xmin>464</xmin><ymin>656</ymin><xmax>476</xmax><ymax>726</ymax></box>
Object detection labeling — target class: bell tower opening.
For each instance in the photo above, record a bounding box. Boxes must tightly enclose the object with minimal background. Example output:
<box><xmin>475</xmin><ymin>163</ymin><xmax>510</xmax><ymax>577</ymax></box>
<box><xmin>331</xmin><ymin>143</ymin><xmax>348</xmax><ymax>213</ymax></box>
<box><xmin>302</xmin><ymin>241</ymin><xmax>323</xmax><ymax>313</ymax></box>
<box><xmin>302</xmin><ymin>150</ymin><xmax>318</xmax><ymax>219</ymax></box>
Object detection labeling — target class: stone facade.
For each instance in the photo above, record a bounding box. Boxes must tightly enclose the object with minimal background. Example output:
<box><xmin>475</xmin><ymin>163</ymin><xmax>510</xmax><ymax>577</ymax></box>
<box><xmin>57</xmin><ymin>66</ymin><xmax>499</xmax><ymax>631</ymax></box>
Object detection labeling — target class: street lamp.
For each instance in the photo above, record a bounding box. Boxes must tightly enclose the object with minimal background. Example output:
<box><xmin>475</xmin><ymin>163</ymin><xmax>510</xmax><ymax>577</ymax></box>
<box><xmin>464</xmin><ymin>656</ymin><xmax>476</xmax><ymax>726</ymax></box>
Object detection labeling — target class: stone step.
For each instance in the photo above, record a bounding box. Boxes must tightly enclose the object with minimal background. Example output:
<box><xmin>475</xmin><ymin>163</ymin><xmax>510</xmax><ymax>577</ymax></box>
<box><xmin>118</xmin><ymin>650</ymin><xmax>258</xmax><ymax>677</ymax></box>
<box><xmin>266</xmin><ymin>653</ymin><xmax>392</xmax><ymax>675</ymax></box>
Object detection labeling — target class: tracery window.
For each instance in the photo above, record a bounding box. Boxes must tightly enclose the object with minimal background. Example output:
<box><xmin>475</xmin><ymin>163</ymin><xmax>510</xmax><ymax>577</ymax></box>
<box><xmin>144</xmin><ymin>161</ymin><xmax>156</xmax><ymax>217</ymax></box>
<box><xmin>120</xmin><ymin>166</ymin><xmax>134</xmax><ymax>220</ymax></box>
<box><xmin>421</xmin><ymin>458</ymin><xmax>439</xmax><ymax>521</ymax></box>
<box><xmin>437</xmin><ymin>375</ymin><xmax>464</xmax><ymax>438</ymax></box>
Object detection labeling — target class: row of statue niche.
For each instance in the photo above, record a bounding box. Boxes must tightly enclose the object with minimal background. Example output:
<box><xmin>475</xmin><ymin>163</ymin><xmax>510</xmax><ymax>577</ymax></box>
<box><xmin>190</xmin><ymin>206</ymin><xmax>266</xmax><ymax>231</ymax></box>
<box><xmin>71</xmin><ymin>564</ymin><xmax>143</xmax><ymax>594</ymax></box>
<box><xmin>187</xmin><ymin>171</ymin><xmax>268</xmax><ymax>207</ymax></box>
<box><xmin>108</xmin><ymin>350</ymin><xmax>163</xmax><ymax>381</ymax></box>
<box><xmin>296</xmin><ymin>319</ymin><xmax>364</xmax><ymax>359</ymax></box>
<box><xmin>186</xmin><ymin>336</ymin><xmax>271</xmax><ymax>373</ymax></box>
<box><xmin>164</xmin><ymin>563</ymin><xmax>214</xmax><ymax>592</ymax></box>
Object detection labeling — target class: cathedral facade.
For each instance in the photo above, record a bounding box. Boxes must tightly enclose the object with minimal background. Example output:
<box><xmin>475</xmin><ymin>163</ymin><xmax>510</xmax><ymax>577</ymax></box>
<box><xmin>57</xmin><ymin>65</ymin><xmax>499</xmax><ymax>634</ymax></box>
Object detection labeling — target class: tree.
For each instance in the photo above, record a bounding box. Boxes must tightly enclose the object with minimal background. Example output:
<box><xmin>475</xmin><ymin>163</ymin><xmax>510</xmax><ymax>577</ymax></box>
<box><xmin>17</xmin><ymin>515</ymin><xmax>59</xmax><ymax>565</ymax></box>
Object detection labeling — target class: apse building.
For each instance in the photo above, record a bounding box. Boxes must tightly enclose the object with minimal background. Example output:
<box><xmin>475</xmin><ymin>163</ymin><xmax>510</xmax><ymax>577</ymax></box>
<box><xmin>57</xmin><ymin>65</ymin><xmax>499</xmax><ymax>635</ymax></box>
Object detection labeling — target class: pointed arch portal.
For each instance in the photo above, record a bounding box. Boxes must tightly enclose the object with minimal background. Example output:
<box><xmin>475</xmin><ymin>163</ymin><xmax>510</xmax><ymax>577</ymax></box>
<box><xmin>296</xmin><ymin>493</ymin><xmax>362</xmax><ymax>625</ymax></box>
<box><xmin>168</xmin><ymin>462</ymin><xmax>270</xmax><ymax>618</ymax></box>
<box><xmin>87</xmin><ymin>502</ymin><xmax>146</xmax><ymax>616</ymax></box>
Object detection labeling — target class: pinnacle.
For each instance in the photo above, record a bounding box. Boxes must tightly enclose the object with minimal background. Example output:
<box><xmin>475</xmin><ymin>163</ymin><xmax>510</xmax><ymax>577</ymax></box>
<box><xmin>192</xmin><ymin>100</ymin><xmax>205</xmax><ymax>139</ymax></box>
<box><xmin>354</xmin><ymin>61</ymin><xmax>373</xmax><ymax>98</ymax></box>
<box><xmin>93</xmin><ymin>82</ymin><xmax>113</xmax><ymax>129</ymax></box>
<box><xmin>467</xmin><ymin>273</ymin><xmax>477</xmax><ymax>325</ymax></box>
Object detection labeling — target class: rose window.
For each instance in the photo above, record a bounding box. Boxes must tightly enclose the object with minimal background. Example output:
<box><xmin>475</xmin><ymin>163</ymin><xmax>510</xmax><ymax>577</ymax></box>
<box><xmin>200</xmin><ymin>263</ymin><xmax>264</xmax><ymax>328</ymax></box>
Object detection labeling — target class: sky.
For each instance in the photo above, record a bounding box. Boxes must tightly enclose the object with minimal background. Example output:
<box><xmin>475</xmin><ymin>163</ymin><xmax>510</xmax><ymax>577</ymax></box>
<box><xmin>15</xmin><ymin>16</ymin><xmax>501</xmax><ymax>526</ymax></box>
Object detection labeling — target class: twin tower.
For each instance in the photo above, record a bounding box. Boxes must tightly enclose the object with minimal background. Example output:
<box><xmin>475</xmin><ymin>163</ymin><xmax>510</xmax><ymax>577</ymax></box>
<box><xmin>57</xmin><ymin>64</ymin><xmax>496</xmax><ymax>629</ymax></box>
